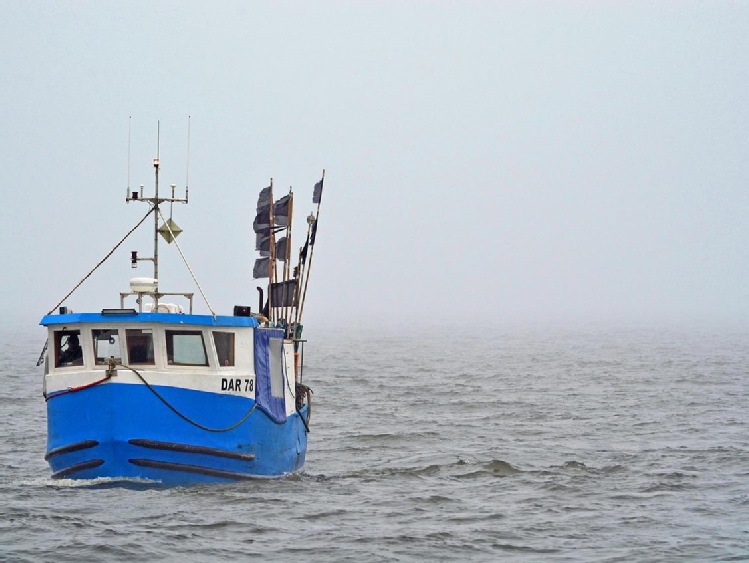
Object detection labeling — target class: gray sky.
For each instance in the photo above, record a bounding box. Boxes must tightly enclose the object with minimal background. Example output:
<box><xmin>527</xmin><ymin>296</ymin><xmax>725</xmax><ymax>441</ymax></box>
<box><xmin>2</xmin><ymin>1</ymin><xmax>748</xmax><ymax>331</ymax></box>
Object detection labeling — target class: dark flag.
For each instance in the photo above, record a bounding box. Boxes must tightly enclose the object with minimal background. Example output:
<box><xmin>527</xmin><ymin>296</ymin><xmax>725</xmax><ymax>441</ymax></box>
<box><xmin>313</xmin><ymin>179</ymin><xmax>323</xmax><ymax>204</ymax></box>
<box><xmin>253</xmin><ymin>208</ymin><xmax>270</xmax><ymax>234</ymax></box>
<box><xmin>259</xmin><ymin>237</ymin><xmax>288</xmax><ymax>260</ymax></box>
<box><xmin>257</xmin><ymin>186</ymin><xmax>271</xmax><ymax>211</ymax></box>
<box><xmin>253</xmin><ymin>257</ymin><xmax>270</xmax><ymax>279</ymax></box>
<box><xmin>299</xmin><ymin>239</ymin><xmax>309</xmax><ymax>264</ymax></box>
<box><xmin>271</xmin><ymin>279</ymin><xmax>298</xmax><ymax>307</ymax></box>
<box><xmin>275</xmin><ymin>237</ymin><xmax>288</xmax><ymax>261</ymax></box>
<box><xmin>274</xmin><ymin>195</ymin><xmax>290</xmax><ymax>227</ymax></box>
<box><xmin>255</xmin><ymin>233</ymin><xmax>269</xmax><ymax>251</ymax></box>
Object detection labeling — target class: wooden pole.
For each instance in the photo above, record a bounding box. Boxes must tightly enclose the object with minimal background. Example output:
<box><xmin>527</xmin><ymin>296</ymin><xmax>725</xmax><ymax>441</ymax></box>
<box><xmin>283</xmin><ymin>189</ymin><xmax>294</xmax><ymax>338</ymax></box>
<box><xmin>291</xmin><ymin>218</ymin><xmax>313</xmax><ymax>335</ymax></box>
<box><xmin>297</xmin><ymin>169</ymin><xmax>325</xmax><ymax>326</ymax></box>
<box><xmin>267</xmin><ymin>179</ymin><xmax>275</xmax><ymax>323</ymax></box>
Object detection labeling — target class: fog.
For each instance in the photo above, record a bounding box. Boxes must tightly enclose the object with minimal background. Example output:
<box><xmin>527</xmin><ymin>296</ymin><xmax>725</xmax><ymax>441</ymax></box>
<box><xmin>2</xmin><ymin>2</ymin><xmax>748</xmax><ymax>332</ymax></box>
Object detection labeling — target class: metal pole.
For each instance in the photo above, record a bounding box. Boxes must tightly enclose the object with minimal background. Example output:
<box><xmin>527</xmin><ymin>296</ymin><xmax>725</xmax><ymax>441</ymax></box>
<box><xmin>126</xmin><ymin>116</ymin><xmax>131</xmax><ymax>201</ymax></box>
<box><xmin>153</xmin><ymin>122</ymin><xmax>160</xmax><ymax>311</ymax></box>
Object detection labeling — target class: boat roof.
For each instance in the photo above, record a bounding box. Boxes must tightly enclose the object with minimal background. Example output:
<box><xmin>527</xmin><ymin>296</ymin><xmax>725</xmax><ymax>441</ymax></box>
<box><xmin>40</xmin><ymin>312</ymin><xmax>260</xmax><ymax>328</ymax></box>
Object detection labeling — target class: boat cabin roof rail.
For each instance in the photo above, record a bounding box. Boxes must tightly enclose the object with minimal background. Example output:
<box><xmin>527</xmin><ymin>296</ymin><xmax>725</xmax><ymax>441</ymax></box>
<box><xmin>120</xmin><ymin>290</ymin><xmax>194</xmax><ymax>314</ymax></box>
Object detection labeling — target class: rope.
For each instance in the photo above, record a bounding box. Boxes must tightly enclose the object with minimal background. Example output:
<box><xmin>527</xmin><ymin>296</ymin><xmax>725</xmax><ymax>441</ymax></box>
<box><xmin>45</xmin><ymin>362</ymin><xmax>308</xmax><ymax>433</ymax></box>
<box><xmin>44</xmin><ymin>362</ymin><xmax>257</xmax><ymax>433</ymax></box>
<box><xmin>47</xmin><ymin>207</ymin><xmax>155</xmax><ymax>315</ymax></box>
<box><xmin>36</xmin><ymin>339</ymin><xmax>49</xmax><ymax>367</ymax></box>
<box><xmin>43</xmin><ymin>358</ymin><xmax>308</xmax><ymax>434</ymax></box>
<box><xmin>295</xmin><ymin>383</ymin><xmax>312</xmax><ymax>433</ymax></box>
<box><xmin>156</xmin><ymin>208</ymin><xmax>216</xmax><ymax>318</ymax></box>
<box><xmin>44</xmin><ymin>373</ymin><xmax>113</xmax><ymax>401</ymax></box>
<box><xmin>118</xmin><ymin>363</ymin><xmax>256</xmax><ymax>432</ymax></box>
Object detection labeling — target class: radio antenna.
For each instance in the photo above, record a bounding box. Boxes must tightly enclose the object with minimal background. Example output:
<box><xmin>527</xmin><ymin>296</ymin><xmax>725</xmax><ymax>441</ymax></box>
<box><xmin>185</xmin><ymin>115</ymin><xmax>191</xmax><ymax>203</ymax></box>
<box><xmin>126</xmin><ymin>116</ymin><xmax>132</xmax><ymax>200</ymax></box>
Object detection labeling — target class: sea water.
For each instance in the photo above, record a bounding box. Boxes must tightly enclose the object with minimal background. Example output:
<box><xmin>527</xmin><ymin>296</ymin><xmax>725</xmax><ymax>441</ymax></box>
<box><xmin>1</xmin><ymin>324</ymin><xmax>747</xmax><ymax>561</ymax></box>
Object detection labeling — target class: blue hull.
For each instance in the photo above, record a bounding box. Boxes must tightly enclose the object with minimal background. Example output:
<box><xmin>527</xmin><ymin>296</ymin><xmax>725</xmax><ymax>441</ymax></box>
<box><xmin>46</xmin><ymin>383</ymin><xmax>308</xmax><ymax>483</ymax></box>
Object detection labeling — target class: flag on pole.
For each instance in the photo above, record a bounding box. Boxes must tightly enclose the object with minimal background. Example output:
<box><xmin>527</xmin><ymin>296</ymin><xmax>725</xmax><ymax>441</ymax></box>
<box><xmin>271</xmin><ymin>279</ymin><xmax>297</xmax><ymax>307</ymax></box>
<box><xmin>312</xmin><ymin>179</ymin><xmax>323</xmax><ymax>204</ymax></box>
<box><xmin>275</xmin><ymin>237</ymin><xmax>288</xmax><ymax>261</ymax></box>
<box><xmin>257</xmin><ymin>186</ymin><xmax>271</xmax><ymax>210</ymax></box>
<box><xmin>256</xmin><ymin>232</ymin><xmax>269</xmax><ymax>251</ymax></box>
<box><xmin>253</xmin><ymin>208</ymin><xmax>270</xmax><ymax>234</ymax></box>
<box><xmin>273</xmin><ymin>195</ymin><xmax>290</xmax><ymax>227</ymax></box>
<box><xmin>259</xmin><ymin>237</ymin><xmax>288</xmax><ymax>260</ymax></box>
<box><xmin>253</xmin><ymin>257</ymin><xmax>270</xmax><ymax>279</ymax></box>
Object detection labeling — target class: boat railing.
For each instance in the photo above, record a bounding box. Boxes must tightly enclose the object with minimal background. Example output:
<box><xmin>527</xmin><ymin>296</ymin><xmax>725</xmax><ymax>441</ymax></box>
<box><xmin>119</xmin><ymin>291</ymin><xmax>194</xmax><ymax>314</ymax></box>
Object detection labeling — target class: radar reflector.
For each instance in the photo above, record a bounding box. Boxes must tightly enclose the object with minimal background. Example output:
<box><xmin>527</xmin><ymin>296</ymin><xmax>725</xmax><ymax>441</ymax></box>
<box><xmin>158</xmin><ymin>218</ymin><xmax>182</xmax><ymax>243</ymax></box>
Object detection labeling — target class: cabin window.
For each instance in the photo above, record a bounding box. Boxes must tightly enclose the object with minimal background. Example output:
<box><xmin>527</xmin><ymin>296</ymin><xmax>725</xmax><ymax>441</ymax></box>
<box><xmin>166</xmin><ymin>330</ymin><xmax>208</xmax><ymax>366</ymax></box>
<box><xmin>55</xmin><ymin>330</ymin><xmax>83</xmax><ymax>367</ymax></box>
<box><xmin>92</xmin><ymin>329</ymin><xmax>121</xmax><ymax>365</ymax></box>
<box><xmin>213</xmin><ymin>331</ymin><xmax>235</xmax><ymax>367</ymax></box>
<box><xmin>126</xmin><ymin>328</ymin><xmax>155</xmax><ymax>365</ymax></box>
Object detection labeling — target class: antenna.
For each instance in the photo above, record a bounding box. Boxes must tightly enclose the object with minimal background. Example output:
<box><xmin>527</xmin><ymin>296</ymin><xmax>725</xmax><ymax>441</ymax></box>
<box><xmin>185</xmin><ymin>115</ymin><xmax>191</xmax><ymax>203</ymax></box>
<box><xmin>126</xmin><ymin>116</ymin><xmax>132</xmax><ymax>201</ymax></box>
<box><xmin>153</xmin><ymin>120</ymin><xmax>161</xmax><ymax>307</ymax></box>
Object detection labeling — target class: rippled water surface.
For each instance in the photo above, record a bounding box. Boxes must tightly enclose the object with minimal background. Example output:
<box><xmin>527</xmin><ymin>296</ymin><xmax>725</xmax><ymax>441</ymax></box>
<box><xmin>1</xmin><ymin>324</ymin><xmax>747</xmax><ymax>561</ymax></box>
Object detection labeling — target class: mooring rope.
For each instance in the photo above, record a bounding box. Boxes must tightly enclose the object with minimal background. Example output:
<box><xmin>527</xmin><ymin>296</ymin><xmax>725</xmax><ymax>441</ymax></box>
<box><xmin>295</xmin><ymin>383</ymin><xmax>312</xmax><ymax>433</ymax></box>
<box><xmin>118</xmin><ymin>363</ymin><xmax>256</xmax><ymax>432</ymax></box>
<box><xmin>45</xmin><ymin>361</ymin><xmax>257</xmax><ymax>433</ymax></box>
<box><xmin>44</xmin><ymin>363</ymin><xmax>311</xmax><ymax>433</ymax></box>
<box><xmin>156</xmin><ymin>208</ymin><xmax>216</xmax><ymax>318</ymax></box>
<box><xmin>47</xmin><ymin>208</ymin><xmax>155</xmax><ymax>315</ymax></box>
<box><xmin>44</xmin><ymin>373</ymin><xmax>113</xmax><ymax>401</ymax></box>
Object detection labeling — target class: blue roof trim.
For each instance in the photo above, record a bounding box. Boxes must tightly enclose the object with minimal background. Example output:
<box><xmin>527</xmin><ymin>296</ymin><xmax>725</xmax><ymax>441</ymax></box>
<box><xmin>40</xmin><ymin>312</ymin><xmax>260</xmax><ymax>328</ymax></box>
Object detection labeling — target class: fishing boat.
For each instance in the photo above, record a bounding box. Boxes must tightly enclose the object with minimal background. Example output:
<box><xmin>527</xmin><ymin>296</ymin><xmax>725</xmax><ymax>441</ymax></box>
<box><xmin>38</xmin><ymin>126</ymin><xmax>325</xmax><ymax>483</ymax></box>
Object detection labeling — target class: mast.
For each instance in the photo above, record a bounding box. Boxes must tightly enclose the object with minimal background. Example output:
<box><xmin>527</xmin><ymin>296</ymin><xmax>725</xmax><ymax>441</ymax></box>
<box><xmin>153</xmin><ymin>122</ymin><xmax>160</xmax><ymax>310</ymax></box>
<box><xmin>127</xmin><ymin>119</ymin><xmax>188</xmax><ymax>308</ymax></box>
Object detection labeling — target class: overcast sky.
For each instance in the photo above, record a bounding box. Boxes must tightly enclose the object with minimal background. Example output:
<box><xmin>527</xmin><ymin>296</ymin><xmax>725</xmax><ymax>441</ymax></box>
<box><xmin>2</xmin><ymin>1</ymin><xmax>748</xmax><ymax>332</ymax></box>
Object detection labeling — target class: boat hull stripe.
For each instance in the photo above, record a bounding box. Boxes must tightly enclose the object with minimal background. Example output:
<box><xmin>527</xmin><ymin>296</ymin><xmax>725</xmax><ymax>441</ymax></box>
<box><xmin>128</xmin><ymin>458</ymin><xmax>261</xmax><ymax>480</ymax></box>
<box><xmin>45</xmin><ymin>440</ymin><xmax>100</xmax><ymax>461</ymax></box>
<box><xmin>51</xmin><ymin>459</ymin><xmax>105</xmax><ymax>479</ymax></box>
<box><xmin>128</xmin><ymin>438</ymin><xmax>255</xmax><ymax>461</ymax></box>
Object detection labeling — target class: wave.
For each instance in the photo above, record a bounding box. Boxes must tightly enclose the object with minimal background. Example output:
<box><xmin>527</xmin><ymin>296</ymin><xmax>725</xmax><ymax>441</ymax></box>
<box><xmin>312</xmin><ymin>458</ymin><xmax>524</xmax><ymax>482</ymax></box>
<box><xmin>19</xmin><ymin>476</ymin><xmax>162</xmax><ymax>489</ymax></box>
<box><xmin>454</xmin><ymin>459</ymin><xmax>523</xmax><ymax>479</ymax></box>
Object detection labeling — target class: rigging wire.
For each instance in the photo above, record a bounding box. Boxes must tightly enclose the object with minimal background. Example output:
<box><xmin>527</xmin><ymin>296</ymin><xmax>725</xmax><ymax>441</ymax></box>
<box><xmin>156</xmin><ymin>208</ymin><xmax>216</xmax><ymax>318</ymax></box>
<box><xmin>46</xmin><ymin>207</ymin><xmax>155</xmax><ymax>315</ymax></box>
